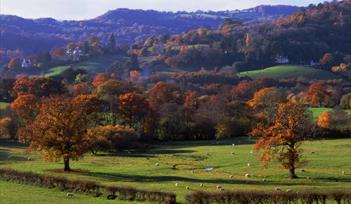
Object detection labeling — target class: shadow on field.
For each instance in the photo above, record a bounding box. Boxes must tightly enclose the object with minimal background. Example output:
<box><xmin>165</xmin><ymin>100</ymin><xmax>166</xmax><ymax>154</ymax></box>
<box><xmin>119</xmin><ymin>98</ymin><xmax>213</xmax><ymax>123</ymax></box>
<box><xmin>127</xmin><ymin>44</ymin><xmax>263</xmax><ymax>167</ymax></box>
<box><xmin>95</xmin><ymin>149</ymin><xmax>195</xmax><ymax>158</ymax></box>
<box><xmin>83</xmin><ymin>172</ymin><xmax>322</xmax><ymax>186</ymax></box>
<box><xmin>0</xmin><ymin>148</ymin><xmax>28</xmax><ymax>164</ymax></box>
<box><xmin>154</xmin><ymin>137</ymin><xmax>256</xmax><ymax>148</ymax></box>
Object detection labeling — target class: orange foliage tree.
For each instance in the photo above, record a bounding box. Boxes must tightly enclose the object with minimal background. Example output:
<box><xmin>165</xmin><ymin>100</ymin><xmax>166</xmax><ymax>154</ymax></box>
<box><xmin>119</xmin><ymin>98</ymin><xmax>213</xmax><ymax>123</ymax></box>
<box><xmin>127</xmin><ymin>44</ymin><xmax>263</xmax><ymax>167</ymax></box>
<box><xmin>250</xmin><ymin>101</ymin><xmax>313</xmax><ymax>179</ymax></box>
<box><xmin>11</xmin><ymin>94</ymin><xmax>40</xmax><ymax>124</ymax></box>
<box><xmin>118</xmin><ymin>93</ymin><xmax>150</xmax><ymax>129</ymax></box>
<box><xmin>317</xmin><ymin>111</ymin><xmax>332</xmax><ymax>129</ymax></box>
<box><xmin>18</xmin><ymin>96</ymin><xmax>96</xmax><ymax>171</ymax></box>
<box><xmin>305</xmin><ymin>81</ymin><xmax>331</xmax><ymax>107</ymax></box>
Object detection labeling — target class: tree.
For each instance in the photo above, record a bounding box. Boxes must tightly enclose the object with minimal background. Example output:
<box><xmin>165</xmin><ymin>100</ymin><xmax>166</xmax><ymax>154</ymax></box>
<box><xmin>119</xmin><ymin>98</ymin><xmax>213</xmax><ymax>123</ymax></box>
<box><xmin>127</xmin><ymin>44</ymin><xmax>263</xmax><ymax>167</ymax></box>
<box><xmin>18</xmin><ymin>96</ymin><xmax>94</xmax><ymax>171</ymax></box>
<box><xmin>118</xmin><ymin>93</ymin><xmax>149</xmax><ymax>129</ymax></box>
<box><xmin>317</xmin><ymin>111</ymin><xmax>332</xmax><ymax>129</ymax></box>
<box><xmin>7</xmin><ymin>58</ymin><xmax>20</xmax><ymax>70</ymax></box>
<box><xmin>0</xmin><ymin>117</ymin><xmax>15</xmax><ymax>139</ymax></box>
<box><xmin>92</xmin><ymin>72</ymin><xmax>113</xmax><ymax>87</ymax></box>
<box><xmin>250</xmin><ymin>101</ymin><xmax>313</xmax><ymax>179</ymax></box>
<box><xmin>11</xmin><ymin>94</ymin><xmax>40</xmax><ymax>124</ymax></box>
<box><xmin>12</xmin><ymin>77</ymin><xmax>66</xmax><ymax>98</ymax></box>
<box><xmin>317</xmin><ymin>108</ymin><xmax>351</xmax><ymax>131</ymax></box>
<box><xmin>305</xmin><ymin>81</ymin><xmax>331</xmax><ymax>107</ymax></box>
<box><xmin>87</xmin><ymin>125</ymin><xmax>139</xmax><ymax>153</ymax></box>
<box><xmin>106</xmin><ymin>33</ymin><xmax>116</xmax><ymax>53</ymax></box>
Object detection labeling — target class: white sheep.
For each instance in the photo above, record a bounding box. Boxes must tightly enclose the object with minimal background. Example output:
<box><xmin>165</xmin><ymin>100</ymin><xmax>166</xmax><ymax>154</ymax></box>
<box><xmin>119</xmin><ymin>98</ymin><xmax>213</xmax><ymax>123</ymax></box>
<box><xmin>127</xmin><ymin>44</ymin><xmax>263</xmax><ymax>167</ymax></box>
<box><xmin>175</xmin><ymin>183</ymin><xmax>178</xmax><ymax>187</ymax></box>
<box><xmin>216</xmin><ymin>185</ymin><xmax>223</xmax><ymax>189</ymax></box>
<box><xmin>232</xmin><ymin>144</ymin><xmax>236</xmax><ymax>147</ymax></box>
<box><xmin>66</xmin><ymin>193</ymin><xmax>74</xmax><ymax>197</ymax></box>
<box><xmin>245</xmin><ymin>173</ymin><xmax>250</xmax><ymax>178</ymax></box>
<box><xmin>342</xmin><ymin>171</ymin><xmax>346</xmax><ymax>175</ymax></box>
<box><xmin>229</xmin><ymin>175</ymin><xmax>233</xmax><ymax>179</ymax></box>
<box><xmin>186</xmin><ymin>186</ymin><xmax>190</xmax><ymax>190</ymax></box>
<box><xmin>155</xmin><ymin>163</ymin><xmax>159</xmax><ymax>166</ymax></box>
<box><xmin>200</xmin><ymin>183</ymin><xmax>204</xmax><ymax>187</ymax></box>
<box><xmin>247</xmin><ymin>163</ymin><xmax>251</xmax><ymax>167</ymax></box>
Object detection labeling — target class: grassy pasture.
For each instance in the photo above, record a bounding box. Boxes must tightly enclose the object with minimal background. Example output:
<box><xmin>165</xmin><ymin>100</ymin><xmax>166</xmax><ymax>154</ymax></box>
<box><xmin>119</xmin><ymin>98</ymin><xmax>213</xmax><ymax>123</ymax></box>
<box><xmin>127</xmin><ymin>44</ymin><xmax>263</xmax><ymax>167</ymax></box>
<box><xmin>0</xmin><ymin>138</ymin><xmax>350</xmax><ymax>203</ymax></box>
<box><xmin>238</xmin><ymin>65</ymin><xmax>339</xmax><ymax>80</ymax></box>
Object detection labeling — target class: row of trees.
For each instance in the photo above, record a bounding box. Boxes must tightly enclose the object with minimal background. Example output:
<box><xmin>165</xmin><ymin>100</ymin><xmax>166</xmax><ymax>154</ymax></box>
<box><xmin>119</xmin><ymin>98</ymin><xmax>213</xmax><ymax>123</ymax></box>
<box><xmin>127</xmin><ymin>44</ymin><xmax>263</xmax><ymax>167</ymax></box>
<box><xmin>0</xmin><ymin>72</ymin><xmax>350</xmax><ymax>176</ymax></box>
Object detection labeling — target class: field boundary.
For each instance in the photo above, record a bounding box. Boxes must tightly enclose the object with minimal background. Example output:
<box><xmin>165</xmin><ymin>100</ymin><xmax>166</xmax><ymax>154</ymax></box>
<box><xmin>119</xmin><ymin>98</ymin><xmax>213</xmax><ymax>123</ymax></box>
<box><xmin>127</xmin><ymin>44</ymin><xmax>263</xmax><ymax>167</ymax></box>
<box><xmin>0</xmin><ymin>168</ymin><xmax>176</xmax><ymax>204</ymax></box>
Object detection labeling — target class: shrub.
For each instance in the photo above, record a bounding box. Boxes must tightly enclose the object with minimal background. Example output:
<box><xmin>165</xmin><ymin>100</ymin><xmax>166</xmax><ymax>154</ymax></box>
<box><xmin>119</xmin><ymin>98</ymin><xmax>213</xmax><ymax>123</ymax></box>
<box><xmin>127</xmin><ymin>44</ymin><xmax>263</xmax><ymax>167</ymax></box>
<box><xmin>185</xmin><ymin>190</ymin><xmax>351</xmax><ymax>204</ymax></box>
<box><xmin>0</xmin><ymin>168</ymin><xmax>176</xmax><ymax>204</ymax></box>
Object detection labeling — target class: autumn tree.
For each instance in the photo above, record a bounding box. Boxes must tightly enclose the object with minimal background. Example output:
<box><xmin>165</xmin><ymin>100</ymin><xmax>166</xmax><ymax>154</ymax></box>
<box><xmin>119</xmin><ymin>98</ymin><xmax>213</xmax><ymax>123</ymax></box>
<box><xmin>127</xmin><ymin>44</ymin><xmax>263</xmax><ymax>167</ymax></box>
<box><xmin>92</xmin><ymin>72</ymin><xmax>113</xmax><ymax>87</ymax></box>
<box><xmin>7</xmin><ymin>58</ymin><xmax>21</xmax><ymax>70</ymax></box>
<box><xmin>250</xmin><ymin>101</ymin><xmax>313</xmax><ymax>179</ymax></box>
<box><xmin>305</xmin><ymin>81</ymin><xmax>331</xmax><ymax>107</ymax></box>
<box><xmin>118</xmin><ymin>93</ymin><xmax>149</xmax><ymax>129</ymax></box>
<box><xmin>12</xmin><ymin>77</ymin><xmax>66</xmax><ymax>98</ymax></box>
<box><xmin>11</xmin><ymin>94</ymin><xmax>40</xmax><ymax>124</ymax></box>
<box><xmin>18</xmin><ymin>96</ymin><xmax>95</xmax><ymax>171</ymax></box>
<box><xmin>88</xmin><ymin>125</ymin><xmax>139</xmax><ymax>153</ymax></box>
<box><xmin>317</xmin><ymin>108</ymin><xmax>351</xmax><ymax>130</ymax></box>
<box><xmin>248</xmin><ymin>87</ymin><xmax>286</xmax><ymax>123</ymax></box>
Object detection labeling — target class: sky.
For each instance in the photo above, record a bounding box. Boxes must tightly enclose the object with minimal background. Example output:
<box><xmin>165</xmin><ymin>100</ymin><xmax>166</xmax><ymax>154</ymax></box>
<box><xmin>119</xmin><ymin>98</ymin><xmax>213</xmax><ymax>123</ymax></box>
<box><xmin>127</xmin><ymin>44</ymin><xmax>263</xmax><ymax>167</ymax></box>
<box><xmin>0</xmin><ymin>0</ymin><xmax>328</xmax><ymax>20</ymax></box>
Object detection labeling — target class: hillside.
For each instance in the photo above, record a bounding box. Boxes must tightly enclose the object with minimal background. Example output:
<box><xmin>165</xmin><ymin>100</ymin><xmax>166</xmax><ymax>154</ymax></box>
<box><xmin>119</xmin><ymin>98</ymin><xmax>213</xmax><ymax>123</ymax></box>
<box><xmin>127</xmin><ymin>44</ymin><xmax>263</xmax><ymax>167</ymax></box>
<box><xmin>0</xmin><ymin>5</ymin><xmax>299</xmax><ymax>56</ymax></box>
<box><xmin>238</xmin><ymin>65</ymin><xmax>341</xmax><ymax>80</ymax></box>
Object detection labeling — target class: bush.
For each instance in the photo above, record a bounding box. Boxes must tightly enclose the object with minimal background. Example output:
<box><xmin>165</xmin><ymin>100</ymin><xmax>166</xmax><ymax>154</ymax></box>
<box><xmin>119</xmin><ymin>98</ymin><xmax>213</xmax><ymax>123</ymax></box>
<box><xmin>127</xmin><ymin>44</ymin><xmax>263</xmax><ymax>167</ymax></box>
<box><xmin>0</xmin><ymin>168</ymin><xmax>176</xmax><ymax>204</ymax></box>
<box><xmin>185</xmin><ymin>190</ymin><xmax>351</xmax><ymax>204</ymax></box>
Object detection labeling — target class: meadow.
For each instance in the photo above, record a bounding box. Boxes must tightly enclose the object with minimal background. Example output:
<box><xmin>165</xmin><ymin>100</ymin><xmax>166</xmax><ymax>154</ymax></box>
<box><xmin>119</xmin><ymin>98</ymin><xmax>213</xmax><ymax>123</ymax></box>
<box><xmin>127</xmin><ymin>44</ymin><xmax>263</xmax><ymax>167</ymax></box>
<box><xmin>0</xmin><ymin>138</ymin><xmax>350</xmax><ymax>203</ymax></box>
<box><xmin>238</xmin><ymin>65</ymin><xmax>340</xmax><ymax>80</ymax></box>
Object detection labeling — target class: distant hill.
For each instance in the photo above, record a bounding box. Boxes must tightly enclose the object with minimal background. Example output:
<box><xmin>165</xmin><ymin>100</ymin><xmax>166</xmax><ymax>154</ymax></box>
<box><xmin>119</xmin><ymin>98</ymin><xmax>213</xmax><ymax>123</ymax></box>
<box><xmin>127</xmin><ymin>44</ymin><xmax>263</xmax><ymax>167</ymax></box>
<box><xmin>238</xmin><ymin>65</ymin><xmax>341</xmax><ymax>80</ymax></box>
<box><xmin>0</xmin><ymin>5</ymin><xmax>299</xmax><ymax>56</ymax></box>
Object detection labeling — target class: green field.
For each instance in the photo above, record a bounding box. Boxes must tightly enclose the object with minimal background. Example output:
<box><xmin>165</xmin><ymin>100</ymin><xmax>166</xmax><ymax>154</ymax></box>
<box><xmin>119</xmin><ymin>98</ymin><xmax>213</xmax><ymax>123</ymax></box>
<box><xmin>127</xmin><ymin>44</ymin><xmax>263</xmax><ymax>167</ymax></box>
<box><xmin>0</xmin><ymin>102</ymin><xmax>9</xmax><ymax>110</ymax></box>
<box><xmin>238</xmin><ymin>65</ymin><xmax>340</xmax><ymax>80</ymax></box>
<box><xmin>0</xmin><ymin>138</ymin><xmax>350</xmax><ymax>203</ymax></box>
<box><xmin>45</xmin><ymin>55</ymin><xmax>130</xmax><ymax>77</ymax></box>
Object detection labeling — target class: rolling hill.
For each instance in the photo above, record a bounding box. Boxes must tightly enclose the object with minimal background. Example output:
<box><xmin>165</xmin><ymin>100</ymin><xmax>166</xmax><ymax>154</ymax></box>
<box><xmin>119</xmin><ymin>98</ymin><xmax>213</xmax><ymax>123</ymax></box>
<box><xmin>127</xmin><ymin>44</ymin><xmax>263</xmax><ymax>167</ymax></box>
<box><xmin>0</xmin><ymin>5</ymin><xmax>299</xmax><ymax>56</ymax></box>
<box><xmin>238</xmin><ymin>65</ymin><xmax>341</xmax><ymax>80</ymax></box>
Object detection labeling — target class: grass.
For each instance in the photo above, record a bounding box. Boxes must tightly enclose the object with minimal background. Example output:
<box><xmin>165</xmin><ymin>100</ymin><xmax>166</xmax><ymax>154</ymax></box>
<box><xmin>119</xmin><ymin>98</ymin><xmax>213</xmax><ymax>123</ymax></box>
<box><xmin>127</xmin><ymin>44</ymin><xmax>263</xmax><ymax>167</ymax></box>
<box><xmin>0</xmin><ymin>102</ymin><xmax>9</xmax><ymax>110</ymax></box>
<box><xmin>238</xmin><ymin>65</ymin><xmax>340</xmax><ymax>80</ymax></box>
<box><xmin>0</xmin><ymin>138</ymin><xmax>350</xmax><ymax>203</ymax></box>
<box><xmin>44</xmin><ymin>55</ymin><xmax>130</xmax><ymax>77</ymax></box>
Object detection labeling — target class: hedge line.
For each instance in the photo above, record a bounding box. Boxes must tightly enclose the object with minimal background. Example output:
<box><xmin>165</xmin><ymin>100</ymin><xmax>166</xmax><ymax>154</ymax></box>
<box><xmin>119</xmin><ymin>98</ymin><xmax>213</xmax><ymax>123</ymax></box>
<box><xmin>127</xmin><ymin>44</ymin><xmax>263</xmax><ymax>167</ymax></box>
<box><xmin>185</xmin><ymin>190</ymin><xmax>351</xmax><ymax>204</ymax></box>
<box><xmin>0</xmin><ymin>168</ymin><xmax>176</xmax><ymax>204</ymax></box>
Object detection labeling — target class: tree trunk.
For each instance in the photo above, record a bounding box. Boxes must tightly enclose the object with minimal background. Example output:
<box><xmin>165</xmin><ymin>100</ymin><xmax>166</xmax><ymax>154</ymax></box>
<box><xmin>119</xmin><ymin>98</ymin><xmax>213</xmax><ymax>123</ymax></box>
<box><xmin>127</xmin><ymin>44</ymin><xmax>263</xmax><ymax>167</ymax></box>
<box><xmin>63</xmin><ymin>157</ymin><xmax>70</xmax><ymax>172</ymax></box>
<box><xmin>288</xmin><ymin>168</ymin><xmax>297</xmax><ymax>179</ymax></box>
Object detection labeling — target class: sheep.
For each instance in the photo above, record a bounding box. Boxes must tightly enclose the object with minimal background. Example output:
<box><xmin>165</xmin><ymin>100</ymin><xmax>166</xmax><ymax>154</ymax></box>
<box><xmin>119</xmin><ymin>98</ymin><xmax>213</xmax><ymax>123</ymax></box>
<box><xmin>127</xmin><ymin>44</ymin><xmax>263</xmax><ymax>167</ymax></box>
<box><xmin>27</xmin><ymin>157</ymin><xmax>32</xmax><ymax>161</ymax></box>
<box><xmin>66</xmin><ymin>193</ymin><xmax>74</xmax><ymax>197</ymax></box>
<box><xmin>342</xmin><ymin>171</ymin><xmax>346</xmax><ymax>175</ymax></box>
<box><xmin>262</xmin><ymin>178</ymin><xmax>266</xmax><ymax>182</ymax></box>
<box><xmin>275</xmin><ymin>187</ymin><xmax>281</xmax><ymax>191</ymax></box>
<box><xmin>229</xmin><ymin>175</ymin><xmax>234</xmax><ymax>179</ymax></box>
<box><xmin>250</xmin><ymin>151</ymin><xmax>253</xmax><ymax>154</ymax></box>
<box><xmin>186</xmin><ymin>186</ymin><xmax>190</xmax><ymax>190</ymax></box>
<box><xmin>286</xmin><ymin>189</ymin><xmax>293</xmax><ymax>193</ymax></box>
<box><xmin>216</xmin><ymin>185</ymin><xmax>223</xmax><ymax>190</ymax></box>
<box><xmin>245</xmin><ymin>173</ymin><xmax>250</xmax><ymax>178</ymax></box>
<box><xmin>200</xmin><ymin>183</ymin><xmax>204</xmax><ymax>187</ymax></box>
<box><xmin>232</xmin><ymin>144</ymin><xmax>236</xmax><ymax>147</ymax></box>
<box><xmin>247</xmin><ymin>163</ymin><xmax>251</xmax><ymax>167</ymax></box>
<box><xmin>191</xmin><ymin>170</ymin><xmax>195</xmax><ymax>174</ymax></box>
<box><xmin>155</xmin><ymin>163</ymin><xmax>159</xmax><ymax>166</ymax></box>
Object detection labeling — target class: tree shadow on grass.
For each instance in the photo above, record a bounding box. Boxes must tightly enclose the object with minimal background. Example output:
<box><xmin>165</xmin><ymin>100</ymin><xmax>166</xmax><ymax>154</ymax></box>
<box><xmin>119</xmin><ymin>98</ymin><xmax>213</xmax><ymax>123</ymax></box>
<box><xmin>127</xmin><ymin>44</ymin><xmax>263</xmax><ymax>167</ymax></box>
<box><xmin>95</xmin><ymin>149</ymin><xmax>195</xmax><ymax>158</ymax></box>
<box><xmin>0</xmin><ymin>148</ymin><xmax>28</xmax><ymax>164</ymax></box>
<box><xmin>154</xmin><ymin>137</ymin><xmax>256</xmax><ymax>148</ymax></box>
<box><xmin>82</xmin><ymin>171</ymin><xmax>324</xmax><ymax>187</ymax></box>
